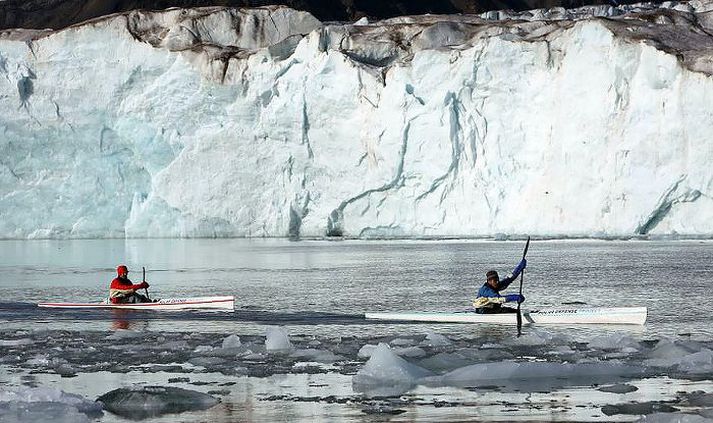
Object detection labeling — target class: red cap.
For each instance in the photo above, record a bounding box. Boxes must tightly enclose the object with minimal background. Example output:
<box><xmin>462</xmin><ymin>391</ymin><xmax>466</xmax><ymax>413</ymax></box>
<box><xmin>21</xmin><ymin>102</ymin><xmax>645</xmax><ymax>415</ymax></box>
<box><xmin>117</xmin><ymin>265</ymin><xmax>128</xmax><ymax>276</ymax></box>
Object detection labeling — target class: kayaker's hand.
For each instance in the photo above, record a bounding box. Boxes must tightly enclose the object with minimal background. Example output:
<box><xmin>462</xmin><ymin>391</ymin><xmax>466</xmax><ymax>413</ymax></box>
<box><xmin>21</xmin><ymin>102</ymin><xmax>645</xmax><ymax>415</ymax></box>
<box><xmin>505</xmin><ymin>294</ymin><xmax>524</xmax><ymax>304</ymax></box>
<box><xmin>513</xmin><ymin>258</ymin><xmax>527</xmax><ymax>276</ymax></box>
<box><xmin>138</xmin><ymin>281</ymin><xmax>149</xmax><ymax>289</ymax></box>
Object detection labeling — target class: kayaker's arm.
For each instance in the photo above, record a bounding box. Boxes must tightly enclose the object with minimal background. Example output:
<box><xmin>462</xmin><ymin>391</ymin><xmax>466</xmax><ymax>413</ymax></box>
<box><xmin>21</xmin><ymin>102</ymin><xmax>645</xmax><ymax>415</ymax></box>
<box><xmin>111</xmin><ymin>281</ymin><xmax>150</xmax><ymax>291</ymax></box>
<box><xmin>504</xmin><ymin>294</ymin><xmax>525</xmax><ymax>303</ymax></box>
<box><xmin>109</xmin><ymin>279</ymin><xmax>150</xmax><ymax>303</ymax></box>
<box><xmin>497</xmin><ymin>258</ymin><xmax>527</xmax><ymax>290</ymax></box>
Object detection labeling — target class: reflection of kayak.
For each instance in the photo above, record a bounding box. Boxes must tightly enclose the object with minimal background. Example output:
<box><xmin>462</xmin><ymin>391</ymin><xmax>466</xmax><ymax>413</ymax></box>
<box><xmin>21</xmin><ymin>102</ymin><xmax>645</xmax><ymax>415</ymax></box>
<box><xmin>365</xmin><ymin>307</ymin><xmax>647</xmax><ymax>325</ymax></box>
<box><xmin>37</xmin><ymin>296</ymin><xmax>235</xmax><ymax>311</ymax></box>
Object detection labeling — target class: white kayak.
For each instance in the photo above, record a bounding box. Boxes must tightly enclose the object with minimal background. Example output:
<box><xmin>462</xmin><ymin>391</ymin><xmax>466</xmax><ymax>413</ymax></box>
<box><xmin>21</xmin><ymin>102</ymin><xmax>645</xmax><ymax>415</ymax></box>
<box><xmin>38</xmin><ymin>296</ymin><xmax>235</xmax><ymax>311</ymax></box>
<box><xmin>365</xmin><ymin>307</ymin><xmax>647</xmax><ymax>325</ymax></box>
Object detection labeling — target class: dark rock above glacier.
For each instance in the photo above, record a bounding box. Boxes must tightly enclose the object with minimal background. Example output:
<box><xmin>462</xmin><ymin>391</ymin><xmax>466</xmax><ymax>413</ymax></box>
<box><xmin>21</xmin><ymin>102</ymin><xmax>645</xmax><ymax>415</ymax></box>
<box><xmin>0</xmin><ymin>0</ymin><xmax>648</xmax><ymax>30</ymax></box>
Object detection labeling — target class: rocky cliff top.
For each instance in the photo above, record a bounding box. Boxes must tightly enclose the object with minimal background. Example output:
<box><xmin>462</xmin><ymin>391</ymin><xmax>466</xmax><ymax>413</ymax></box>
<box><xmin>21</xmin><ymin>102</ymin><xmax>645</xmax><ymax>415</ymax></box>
<box><xmin>0</xmin><ymin>0</ymin><xmax>648</xmax><ymax>30</ymax></box>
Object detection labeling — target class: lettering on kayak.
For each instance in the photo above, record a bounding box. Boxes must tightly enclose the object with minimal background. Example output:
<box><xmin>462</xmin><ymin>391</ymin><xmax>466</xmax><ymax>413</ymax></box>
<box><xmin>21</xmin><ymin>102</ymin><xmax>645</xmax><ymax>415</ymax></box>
<box><xmin>533</xmin><ymin>309</ymin><xmax>597</xmax><ymax>315</ymax></box>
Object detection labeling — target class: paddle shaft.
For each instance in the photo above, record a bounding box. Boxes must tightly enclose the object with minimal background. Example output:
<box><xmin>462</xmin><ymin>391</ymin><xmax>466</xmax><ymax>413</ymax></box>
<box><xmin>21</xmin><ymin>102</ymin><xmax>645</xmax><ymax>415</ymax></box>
<box><xmin>142</xmin><ymin>266</ymin><xmax>150</xmax><ymax>300</ymax></box>
<box><xmin>516</xmin><ymin>236</ymin><xmax>531</xmax><ymax>336</ymax></box>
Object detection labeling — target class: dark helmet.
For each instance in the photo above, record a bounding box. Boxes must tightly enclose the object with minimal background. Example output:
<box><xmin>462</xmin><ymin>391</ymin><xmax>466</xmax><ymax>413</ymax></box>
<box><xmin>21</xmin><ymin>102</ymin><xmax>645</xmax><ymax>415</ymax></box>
<box><xmin>486</xmin><ymin>270</ymin><xmax>499</xmax><ymax>281</ymax></box>
<box><xmin>117</xmin><ymin>265</ymin><xmax>129</xmax><ymax>276</ymax></box>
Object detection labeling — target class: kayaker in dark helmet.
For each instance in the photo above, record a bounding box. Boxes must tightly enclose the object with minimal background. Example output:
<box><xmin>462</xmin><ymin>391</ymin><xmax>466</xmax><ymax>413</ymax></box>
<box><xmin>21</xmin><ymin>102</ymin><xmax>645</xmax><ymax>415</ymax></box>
<box><xmin>109</xmin><ymin>265</ymin><xmax>150</xmax><ymax>304</ymax></box>
<box><xmin>473</xmin><ymin>258</ymin><xmax>527</xmax><ymax>313</ymax></box>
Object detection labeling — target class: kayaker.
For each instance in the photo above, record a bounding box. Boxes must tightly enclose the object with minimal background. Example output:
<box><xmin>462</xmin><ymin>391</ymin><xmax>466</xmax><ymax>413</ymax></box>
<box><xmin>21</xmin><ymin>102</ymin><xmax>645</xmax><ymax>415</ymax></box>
<box><xmin>109</xmin><ymin>265</ymin><xmax>150</xmax><ymax>304</ymax></box>
<box><xmin>473</xmin><ymin>258</ymin><xmax>527</xmax><ymax>313</ymax></box>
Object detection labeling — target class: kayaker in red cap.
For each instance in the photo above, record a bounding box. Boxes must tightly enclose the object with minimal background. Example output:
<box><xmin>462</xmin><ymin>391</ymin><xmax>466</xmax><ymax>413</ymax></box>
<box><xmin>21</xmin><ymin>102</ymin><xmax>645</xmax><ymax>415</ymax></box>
<box><xmin>109</xmin><ymin>265</ymin><xmax>150</xmax><ymax>304</ymax></box>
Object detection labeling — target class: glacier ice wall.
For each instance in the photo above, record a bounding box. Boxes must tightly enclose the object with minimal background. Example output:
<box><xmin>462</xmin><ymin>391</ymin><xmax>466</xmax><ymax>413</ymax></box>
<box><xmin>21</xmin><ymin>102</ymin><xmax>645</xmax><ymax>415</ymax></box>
<box><xmin>0</xmin><ymin>3</ymin><xmax>712</xmax><ymax>239</ymax></box>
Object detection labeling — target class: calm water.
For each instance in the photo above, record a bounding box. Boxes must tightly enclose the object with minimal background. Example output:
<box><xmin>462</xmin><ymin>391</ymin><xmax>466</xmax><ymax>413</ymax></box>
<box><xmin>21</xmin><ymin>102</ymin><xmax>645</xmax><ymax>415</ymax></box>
<box><xmin>1</xmin><ymin>239</ymin><xmax>712</xmax><ymax>422</ymax></box>
<box><xmin>0</xmin><ymin>239</ymin><xmax>711</xmax><ymax>336</ymax></box>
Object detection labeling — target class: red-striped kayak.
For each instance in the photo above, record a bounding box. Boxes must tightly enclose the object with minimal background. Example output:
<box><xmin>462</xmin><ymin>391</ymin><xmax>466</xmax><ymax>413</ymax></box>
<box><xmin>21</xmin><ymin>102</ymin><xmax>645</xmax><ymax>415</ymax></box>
<box><xmin>38</xmin><ymin>296</ymin><xmax>235</xmax><ymax>311</ymax></box>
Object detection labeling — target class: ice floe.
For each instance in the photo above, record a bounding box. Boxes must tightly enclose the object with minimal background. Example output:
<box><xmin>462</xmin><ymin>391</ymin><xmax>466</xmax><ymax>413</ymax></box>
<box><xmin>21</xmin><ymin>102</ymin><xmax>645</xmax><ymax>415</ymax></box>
<box><xmin>265</xmin><ymin>326</ymin><xmax>293</xmax><ymax>352</ymax></box>
<box><xmin>352</xmin><ymin>343</ymin><xmax>433</xmax><ymax>396</ymax></box>
<box><xmin>96</xmin><ymin>386</ymin><xmax>219</xmax><ymax>419</ymax></box>
<box><xmin>0</xmin><ymin>388</ymin><xmax>102</xmax><ymax>423</ymax></box>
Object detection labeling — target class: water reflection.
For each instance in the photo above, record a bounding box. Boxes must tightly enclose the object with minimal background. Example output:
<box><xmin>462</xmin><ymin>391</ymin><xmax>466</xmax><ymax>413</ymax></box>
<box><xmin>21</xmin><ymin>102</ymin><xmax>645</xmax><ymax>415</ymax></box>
<box><xmin>110</xmin><ymin>309</ymin><xmax>149</xmax><ymax>331</ymax></box>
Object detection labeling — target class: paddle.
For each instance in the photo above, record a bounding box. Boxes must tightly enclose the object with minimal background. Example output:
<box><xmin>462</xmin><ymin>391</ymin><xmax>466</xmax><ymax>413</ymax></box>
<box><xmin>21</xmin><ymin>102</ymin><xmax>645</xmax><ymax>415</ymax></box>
<box><xmin>517</xmin><ymin>236</ymin><xmax>531</xmax><ymax>337</ymax></box>
<box><xmin>142</xmin><ymin>266</ymin><xmax>151</xmax><ymax>301</ymax></box>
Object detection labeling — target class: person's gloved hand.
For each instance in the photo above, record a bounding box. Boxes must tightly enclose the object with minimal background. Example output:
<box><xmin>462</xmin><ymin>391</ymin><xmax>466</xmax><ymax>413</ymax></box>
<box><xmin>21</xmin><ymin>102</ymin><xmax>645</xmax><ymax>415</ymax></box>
<box><xmin>513</xmin><ymin>258</ymin><xmax>527</xmax><ymax>276</ymax></box>
<box><xmin>138</xmin><ymin>281</ymin><xmax>149</xmax><ymax>289</ymax></box>
<box><xmin>504</xmin><ymin>294</ymin><xmax>525</xmax><ymax>303</ymax></box>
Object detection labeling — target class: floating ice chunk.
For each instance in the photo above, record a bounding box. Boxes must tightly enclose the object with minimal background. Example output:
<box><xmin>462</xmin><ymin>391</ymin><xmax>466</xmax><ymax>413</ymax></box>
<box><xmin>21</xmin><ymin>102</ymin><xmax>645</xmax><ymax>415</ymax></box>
<box><xmin>55</xmin><ymin>363</ymin><xmax>77</xmax><ymax>376</ymax></box>
<box><xmin>188</xmin><ymin>356</ymin><xmax>228</xmax><ymax>367</ymax></box>
<box><xmin>0</xmin><ymin>355</ymin><xmax>21</xmax><ymax>364</ymax></box>
<box><xmin>505</xmin><ymin>329</ymin><xmax>569</xmax><ymax>347</ymax></box>
<box><xmin>290</xmin><ymin>348</ymin><xmax>341</xmax><ymax>363</ymax></box>
<box><xmin>420</xmin><ymin>331</ymin><xmax>451</xmax><ymax>347</ymax></box>
<box><xmin>242</xmin><ymin>352</ymin><xmax>265</xmax><ymax>360</ymax></box>
<box><xmin>684</xmin><ymin>390</ymin><xmax>713</xmax><ymax>407</ymax></box>
<box><xmin>0</xmin><ymin>387</ymin><xmax>100</xmax><ymax>410</ymax></box>
<box><xmin>208</xmin><ymin>343</ymin><xmax>258</xmax><ymax>357</ymax></box>
<box><xmin>646</xmin><ymin>347</ymin><xmax>713</xmax><ymax>372</ymax></box>
<box><xmin>358</xmin><ymin>344</ymin><xmax>378</xmax><ymax>358</ymax></box>
<box><xmin>438</xmin><ymin>361</ymin><xmax>643</xmax><ymax>386</ymax></box>
<box><xmin>106</xmin><ymin>330</ymin><xmax>143</xmax><ymax>340</ymax></box>
<box><xmin>265</xmin><ymin>327</ymin><xmax>293</xmax><ymax>352</ymax></box>
<box><xmin>0</xmin><ymin>387</ymin><xmax>103</xmax><ymax>423</ymax></box>
<box><xmin>635</xmin><ymin>414</ymin><xmax>711</xmax><ymax>423</ymax></box>
<box><xmin>597</xmin><ymin>383</ymin><xmax>639</xmax><ymax>393</ymax></box>
<box><xmin>0</xmin><ymin>339</ymin><xmax>32</xmax><ymax>347</ymax></box>
<box><xmin>648</xmin><ymin>339</ymin><xmax>700</xmax><ymax>360</ymax></box>
<box><xmin>602</xmin><ymin>402</ymin><xmax>679</xmax><ymax>416</ymax></box>
<box><xmin>390</xmin><ymin>338</ymin><xmax>415</xmax><ymax>347</ymax></box>
<box><xmin>460</xmin><ymin>346</ymin><xmax>516</xmax><ymax>362</ymax></box>
<box><xmin>157</xmin><ymin>341</ymin><xmax>190</xmax><ymax>351</ymax></box>
<box><xmin>361</xmin><ymin>403</ymin><xmax>407</xmax><ymax>415</ymax></box>
<box><xmin>675</xmin><ymin>349</ymin><xmax>713</xmax><ymax>374</ymax></box>
<box><xmin>25</xmin><ymin>355</ymin><xmax>68</xmax><ymax>369</ymax></box>
<box><xmin>480</xmin><ymin>343</ymin><xmax>505</xmax><ymax>349</ymax></box>
<box><xmin>25</xmin><ymin>354</ymin><xmax>51</xmax><ymax>366</ymax></box>
<box><xmin>353</xmin><ymin>343</ymin><xmax>432</xmax><ymax>390</ymax></box>
<box><xmin>193</xmin><ymin>345</ymin><xmax>214</xmax><ymax>354</ymax></box>
<box><xmin>546</xmin><ymin>345</ymin><xmax>576</xmax><ymax>356</ymax></box>
<box><xmin>418</xmin><ymin>352</ymin><xmax>472</xmax><ymax>372</ymax></box>
<box><xmin>222</xmin><ymin>334</ymin><xmax>241</xmax><ymax>349</ymax></box>
<box><xmin>354</xmin><ymin>17</ymin><xmax>369</xmax><ymax>25</ymax></box>
<box><xmin>97</xmin><ymin>386</ymin><xmax>219</xmax><ymax>420</ymax></box>
<box><xmin>393</xmin><ymin>346</ymin><xmax>426</xmax><ymax>358</ymax></box>
<box><xmin>589</xmin><ymin>333</ymin><xmax>639</xmax><ymax>350</ymax></box>
<box><xmin>0</xmin><ymin>402</ymin><xmax>93</xmax><ymax>423</ymax></box>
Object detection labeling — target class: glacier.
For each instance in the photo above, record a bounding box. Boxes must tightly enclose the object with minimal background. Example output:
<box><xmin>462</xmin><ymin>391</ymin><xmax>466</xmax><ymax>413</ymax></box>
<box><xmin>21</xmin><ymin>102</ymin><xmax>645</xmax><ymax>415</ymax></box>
<box><xmin>0</xmin><ymin>2</ymin><xmax>712</xmax><ymax>239</ymax></box>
